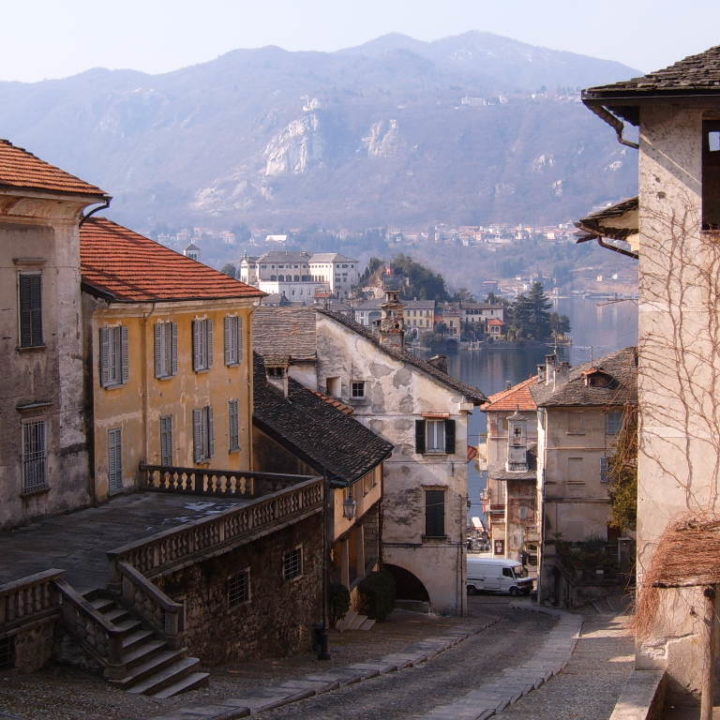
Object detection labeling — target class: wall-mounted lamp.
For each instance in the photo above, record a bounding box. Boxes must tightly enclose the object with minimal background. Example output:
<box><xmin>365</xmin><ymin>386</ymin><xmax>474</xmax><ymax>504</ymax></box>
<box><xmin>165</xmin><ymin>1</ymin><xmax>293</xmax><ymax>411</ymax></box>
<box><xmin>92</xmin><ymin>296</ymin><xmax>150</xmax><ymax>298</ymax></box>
<box><xmin>342</xmin><ymin>496</ymin><xmax>357</xmax><ymax>520</ymax></box>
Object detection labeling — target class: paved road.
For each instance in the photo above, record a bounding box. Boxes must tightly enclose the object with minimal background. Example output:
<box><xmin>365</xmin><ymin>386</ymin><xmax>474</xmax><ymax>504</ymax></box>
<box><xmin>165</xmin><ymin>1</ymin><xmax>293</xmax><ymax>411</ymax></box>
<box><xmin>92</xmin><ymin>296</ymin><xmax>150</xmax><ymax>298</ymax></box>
<box><xmin>256</xmin><ymin>597</ymin><xmax>556</xmax><ymax>720</ymax></box>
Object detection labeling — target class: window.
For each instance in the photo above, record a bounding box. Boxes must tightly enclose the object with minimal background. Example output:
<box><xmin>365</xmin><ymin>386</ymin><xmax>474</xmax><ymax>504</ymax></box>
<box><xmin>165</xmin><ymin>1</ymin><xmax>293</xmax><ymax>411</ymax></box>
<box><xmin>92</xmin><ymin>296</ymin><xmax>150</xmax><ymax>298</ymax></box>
<box><xmin>282</xmin><ymin>547</ymin><xmax>303</xmax><ymax>580</ymax></box>
<box><xmin>193</xmin><ymin>406</ymin><xmax>214</xmax><ymax>463</ymax></box>
<box><xmin>606</xmin><ymin>410</ymin><xmax>623</xmax><ymax>435</ymax></box>
<box><xmin>351</xmin><ymin>381</ymin><xmax>366</xmax><ymax>399</ymax></box>
<box><xmin>18</xmin><ymin>273</ymin><xmax>43</xmax><ymax>348</ymax></box>
<box><xmin>424</xmin><ymin>489</ymin><xmax>446</xmax><ymax>538</ymax></box>
<box><xmin>224</xmin><ymin>316</ymin><xmax>243</xmax><ymax>366</ymax></box>
<box><xmin>192</xmin><ymin>318</ymin><xmax>213</xmax><ymax>372</ymax></box>
<box><xmin>100</xmin><ymin>326</ymin><xmax>129</xmax><ymax>388</ymax></box>
<box><xmin>267</xmin><ymin>366</ymin><xmax>285</xmax><ymax>378</ymax></box>
<box><xmin>154</xmin><ymin>322</ymin><xmax>177</xmax><ymax>379</ymax></box>
<box><xmin>108</xmin><ymin>427</ymin><xmax>123</xmax><ymax>492</ymax></box>
<box><xmin>226</xmin><ymin>571</ymin><xmax>250</xmax><ymax>607</ymax></box>
<box><xmin>228</xmin><ymin>399</ymin><xmax>240</xmax><ymax>452</ymax></box>
<box><xmin>160</xmin><ymin>416</ymin><xmax>173</xmax><ymax>466</ymax></box>
<box><xmin>600</xmin><ymin>456</ymin><xmax>610</xmax><ymax>483</ymax></box>
<box><xmin>415</xmin><ymin>419</ymin><xmax>456</xmax><ymax>454</ymax></box>
<box><xmin>567</xmin><ymin>457</ymin><xmax>585</xmax><ymax>485</ymax></box>
<box><xmin>567</xmin><ymin>412</ymin><xmax>585</xmax><ymax>435</ymax></box>
<box><xmin>22</xmin><ymin>420</ymin><xmax>47</xmax><ymax>493</ymax></box>
<box><xmin>326</xmin><ymin>376</ymin><xmax>340</xmax><ymax>397</ymax></box>
<box><xmin>703</xmin><ymin>120</ymin><xmax>720</xmax><ymax>229</ymax></box>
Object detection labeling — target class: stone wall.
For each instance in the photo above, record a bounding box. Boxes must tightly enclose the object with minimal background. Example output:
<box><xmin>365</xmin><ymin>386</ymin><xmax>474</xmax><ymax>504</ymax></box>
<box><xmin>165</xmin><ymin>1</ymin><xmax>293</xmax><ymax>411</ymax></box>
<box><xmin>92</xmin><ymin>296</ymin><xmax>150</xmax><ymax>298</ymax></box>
<box><xmin>7</xmin><ymin>619</ymin><xmax>57</xmax><ymax>673</ymax></box>
<box><xmin>156</xmin><ymin>514</ymin><xmax>323</xmax><ymax>665</ymax></box>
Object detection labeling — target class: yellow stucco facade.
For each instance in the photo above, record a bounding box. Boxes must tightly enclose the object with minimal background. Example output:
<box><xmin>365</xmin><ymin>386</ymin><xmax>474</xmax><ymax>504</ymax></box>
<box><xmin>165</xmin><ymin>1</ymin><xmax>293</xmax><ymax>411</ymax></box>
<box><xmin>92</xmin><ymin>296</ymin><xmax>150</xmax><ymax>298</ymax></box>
<box><xmin>85</xmin><ymin>297</ymin><xmax>256</xmax><ymax>501</ymax></box>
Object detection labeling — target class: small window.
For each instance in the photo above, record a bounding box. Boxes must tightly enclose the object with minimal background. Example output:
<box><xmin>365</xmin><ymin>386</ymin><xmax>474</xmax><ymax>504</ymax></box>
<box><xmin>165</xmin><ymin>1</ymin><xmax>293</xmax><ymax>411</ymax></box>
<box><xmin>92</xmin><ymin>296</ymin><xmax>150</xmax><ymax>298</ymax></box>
<box><xmin>18</xmin><ymin>273</ymin><xmax>43</xmax><ymax>348</ymax></box>
<box><xmin>160</xmin><ymin>416</ymin><xmax>173</xmax><ymax>466</ymax></box>
<box><xmin>606</xmin><ymin>410</ymin><xmax>623</xmax><ymax>435</ymax></box>
<box><xmin>108</xmin><ymin>427</ymin><xmax>123</xmax><ymax>492</ymax></box>
<box><xmin>192</xmin><ymin>318</ymin><xmax>213</xmax><ymax>372</ymax></box>
<box><xmin>326</xmin><ymin>376</ymin><xmax>340</xmax><ymax>397</ymax></box>
<box><xmin>351</xmin><ymin>381</ymin><xmax>366</xmax><ymax>399</ymax></box>
<box><xmin>424</xmin><ymin>488</ymin><xmax>446</xmax><ymax>538</ymax></box>
<box><xmin>600</xmin><ymin>456</ymin><xmax>610</xmax><ymax>483</ymax></box>
<box><xmin>22</xmin><ymin>420</ymin><xmax>48</xmax><ymax>493</ymax></box>
<box><xmin>100</xmin><ymin>326</ymin><xmax>129</xmax><ymax>388</ymax></box>
<box><xmin>226</xmin><ymin>571</ymin><xmax>250</xmax><ymax>607</ymax></box>
<box><xmin>282</xmin><ymin>547</ymin><xmax>303</xmax><ymax>580</ymax></box>
<box><xmin>228</xmin><ymin>399</ymin><xmax>240</xmax><ymax>452</ymax></box>
<box><xmin>224</xmin><ymin>316</ymin><xmax>243</xmax><ymax>366</ymax></box>
<box><xmin>154</xmin><ymin>321</ymin><xmax>177</xmax><ymax>379</ymax></box>
<box><xmin>416</xmin><ymin>419</ymin><xmax>456</xmax><ymax>454</ymax></box>
<box><xmin>193</xmin><ymin>406</ymin><xmax>214</xmax><ymax>463</ymax></box>
<box><xmin>267</xmin><ymin>366</ymin><xmax>285</xmax><ymax>378</ymax></box>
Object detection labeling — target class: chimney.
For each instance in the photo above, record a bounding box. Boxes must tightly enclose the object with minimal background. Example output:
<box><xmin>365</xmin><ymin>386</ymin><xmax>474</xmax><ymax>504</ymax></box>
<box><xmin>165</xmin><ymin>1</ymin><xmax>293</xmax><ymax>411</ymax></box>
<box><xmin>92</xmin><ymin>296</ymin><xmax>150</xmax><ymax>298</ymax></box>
<box><xmin>553</xmin><ymin>361</ymin><xmax>571</xmax><ymax>389</ymax></box>
<box><xmin>266</xmin><ymin>362</ymin><xmax>290</xmax><ymax>397</ymax></box>
<box><xmin>537</xmin><ymin>364</ymin><xmax>546</xmax><ymax>383</ymax></box>
<box><xmin>544</xmin><ymin>354</ymin><xmax>556</xmax><ymax>386</ymax></box>
<box><xmin>427</xmin><ymin>355</ymin><xmax>448</xmax><ymax>374</ymax></box>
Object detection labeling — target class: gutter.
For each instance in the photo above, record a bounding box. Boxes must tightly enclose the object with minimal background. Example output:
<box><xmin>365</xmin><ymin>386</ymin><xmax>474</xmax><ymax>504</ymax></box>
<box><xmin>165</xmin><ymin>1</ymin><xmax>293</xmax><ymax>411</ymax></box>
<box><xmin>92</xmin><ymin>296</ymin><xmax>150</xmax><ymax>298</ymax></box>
<box><xmin>585</xmin><ymin>103</ymin><xmax>639</xmax><ymax>149</ymax></box>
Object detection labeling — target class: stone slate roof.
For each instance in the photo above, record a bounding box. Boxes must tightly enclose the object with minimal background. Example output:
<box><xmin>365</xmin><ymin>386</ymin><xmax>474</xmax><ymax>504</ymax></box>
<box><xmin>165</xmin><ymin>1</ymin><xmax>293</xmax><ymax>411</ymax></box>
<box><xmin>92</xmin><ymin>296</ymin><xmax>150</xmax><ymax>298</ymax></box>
<box><xmin>0</xmin><ymin>138</ymin><xmax>108</xmax><ymax>199</ymax></box>
<box><xmin>531</xmin><ymin>347</ymin><xmax>637</xmax><ymax>408</ymax></box>
<box><xmin>310</xmin><ymin>252</ymin><xmax>357</xmax><ymax>263</ymax></box>
<box><xmin>253</xmin><ymin>355</ymin><xmax>393</xmax><ymax>486</ymax></box>
<box><xmin>259</xmin><ymin>251</ymin><xmax>311</xmax><ymax>264</ymax></box>
<box><xmin>252</xmin><ymin>307</ymin><xmax>318</xmax><ymax>362</ymax></box>
<box><xmin>80</xmin><ymin>218</ymin><xmax>264</xmax><ymax>303</ymax></box>
<box><xmin>575</xmin><ymin>197</ymin><xmax>638</xmax><ymax>241</ymax></box>
<box><xmin>317</xmin><ymin>309</ymin><xmax>486</xmax><ymax>404</ymax></box>
<box><xmin>583</xmin><ymin>46</ymin><xmax>720</xmax><ymax>125</ymax></box>
<box><xmin>482</xmin><ymin>376</ymin><xmax>538</xmax><ymax>412</ymax></box>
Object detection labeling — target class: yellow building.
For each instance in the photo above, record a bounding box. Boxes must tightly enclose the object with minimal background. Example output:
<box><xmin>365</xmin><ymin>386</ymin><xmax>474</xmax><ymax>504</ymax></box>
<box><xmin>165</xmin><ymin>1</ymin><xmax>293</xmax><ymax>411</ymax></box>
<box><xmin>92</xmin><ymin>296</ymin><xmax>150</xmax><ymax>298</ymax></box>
<box><xmin>80</xmin><ymin>218</ymin><xmax>264</xmax><ymax>501</ymax></box>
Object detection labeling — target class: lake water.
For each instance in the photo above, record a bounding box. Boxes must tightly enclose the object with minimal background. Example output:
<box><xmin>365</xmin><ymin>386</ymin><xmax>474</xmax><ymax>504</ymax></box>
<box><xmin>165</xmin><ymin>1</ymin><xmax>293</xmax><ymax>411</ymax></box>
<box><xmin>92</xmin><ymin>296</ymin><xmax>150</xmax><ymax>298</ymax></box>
<box><xmin>446</xmin><ymin>296</ymin><xmax>639</xmax><ymax>522</ymax></box>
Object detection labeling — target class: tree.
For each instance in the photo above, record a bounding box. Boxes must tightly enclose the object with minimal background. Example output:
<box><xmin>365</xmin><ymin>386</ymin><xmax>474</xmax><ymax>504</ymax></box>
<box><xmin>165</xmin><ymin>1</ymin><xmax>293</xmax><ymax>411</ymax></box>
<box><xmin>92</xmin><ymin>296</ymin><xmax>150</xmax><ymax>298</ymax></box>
<box><xmin>509</xmin><ymin>281</ymin><xmax>554</xmax><ymax>341</ymax></box>
<box><xmin>220</xmin><ymin>263</ymin><xmax>237</xmax><ymax>278</ymax></box>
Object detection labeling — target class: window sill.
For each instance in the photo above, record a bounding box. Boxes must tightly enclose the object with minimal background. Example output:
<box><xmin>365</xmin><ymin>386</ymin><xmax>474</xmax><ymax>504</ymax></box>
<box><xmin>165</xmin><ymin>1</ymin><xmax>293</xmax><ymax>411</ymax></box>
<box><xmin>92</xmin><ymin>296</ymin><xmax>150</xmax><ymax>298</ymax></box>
<box><xmin>17</xmin><ymin>345</ymin><xmax>46</xmax><ymax>353</ymax></box>
<box><xmin>155</xmin><ymin>374</ymin><xmax>176</xmax><ymax>381</ymax></box>
<box><xmin>20</xmin><ymin>486</ymin><xmax>50</xmax><ymax>498</ymax></box>
<box><xmin>422</xmin><ymin>450</ymin><xmax>448</xmax><ymax>456</ymax></box>
<box><xmin>102</xmin><ymin>383</ymin><xmax>127</xmax><ymax>390</ymax></box>
<box><xmin>422</xmin><ymin>535</ymin><xmax>448</xmax><ymax>542</ymax></box>
<box><xmin>193</xmin><ymin>368</ymin><xmax>211</xmax><ymax>374</ymax></box>
<box><xmin>225</xmin><ymin>362</ymin><xmax>241</xmax><ymax>368</ymax></box>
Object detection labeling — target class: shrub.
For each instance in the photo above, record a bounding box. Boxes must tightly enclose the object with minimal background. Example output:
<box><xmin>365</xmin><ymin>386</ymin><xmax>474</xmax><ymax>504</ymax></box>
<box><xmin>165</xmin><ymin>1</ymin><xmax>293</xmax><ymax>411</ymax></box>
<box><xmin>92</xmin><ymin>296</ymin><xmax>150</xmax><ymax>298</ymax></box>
<box><xmin>358</xmin><ymin>569</ymin><xmax>396</xmax><ymax>621</ymax></box>
<box><xmin>328</xmin><ymin>582</ymin><xmax>350</xmax><ymax>626</ymax></box>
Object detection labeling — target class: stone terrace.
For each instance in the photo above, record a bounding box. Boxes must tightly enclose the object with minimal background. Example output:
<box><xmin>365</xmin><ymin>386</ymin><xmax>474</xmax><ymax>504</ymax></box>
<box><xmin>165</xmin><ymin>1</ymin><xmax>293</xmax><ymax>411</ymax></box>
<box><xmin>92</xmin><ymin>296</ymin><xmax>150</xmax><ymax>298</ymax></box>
<box><xmin>0</xmin><ymin>493</ymin><xmax>251</xmax><ymax>591</ymax></box>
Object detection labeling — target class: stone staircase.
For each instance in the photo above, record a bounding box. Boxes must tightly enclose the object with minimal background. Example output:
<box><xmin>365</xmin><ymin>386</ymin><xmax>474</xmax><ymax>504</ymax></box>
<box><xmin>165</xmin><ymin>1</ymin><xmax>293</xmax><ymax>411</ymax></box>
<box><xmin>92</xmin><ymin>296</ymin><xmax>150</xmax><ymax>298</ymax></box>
<box><xmin>86</xmin><ymin>591</ymin><xmax>209</xmax><ymax>698</ymax></box>
<box><xmin>335</xmin><ymin>608</ymin><xmax>375</xmax><ymax>632</ymax></box>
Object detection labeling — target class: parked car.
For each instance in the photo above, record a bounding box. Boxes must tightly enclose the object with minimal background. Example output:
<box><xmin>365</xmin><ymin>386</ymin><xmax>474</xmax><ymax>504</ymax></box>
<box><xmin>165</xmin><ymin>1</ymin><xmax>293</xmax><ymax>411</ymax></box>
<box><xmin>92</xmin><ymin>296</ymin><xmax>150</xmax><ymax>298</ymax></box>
<box><xmin>467</xmin><ymin>557</ymin><xmax>534</xmax><ymax>596</ymax></box>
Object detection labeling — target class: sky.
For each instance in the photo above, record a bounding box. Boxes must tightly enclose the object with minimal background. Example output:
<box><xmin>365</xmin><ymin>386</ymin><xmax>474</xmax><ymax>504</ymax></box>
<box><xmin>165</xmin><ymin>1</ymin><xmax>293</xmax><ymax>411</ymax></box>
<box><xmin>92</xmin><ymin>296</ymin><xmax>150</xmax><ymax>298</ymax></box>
<box><xmin>1</xmin><ymin>0</ymin><xmax>718</xmax><ymax>83</ymax></box>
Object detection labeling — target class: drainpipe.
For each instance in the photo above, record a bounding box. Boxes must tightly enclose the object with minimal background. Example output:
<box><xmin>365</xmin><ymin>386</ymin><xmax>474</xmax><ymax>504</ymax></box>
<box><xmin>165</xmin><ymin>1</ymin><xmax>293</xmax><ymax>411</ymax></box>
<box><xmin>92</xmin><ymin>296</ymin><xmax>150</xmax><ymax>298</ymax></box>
<box><xmin>585</xmin><ymin>104</ymin><xmax>639</xmax><ymax>150</ymax></box>
<box><xmin>79</xmin><ymin>198</ymin><xmax>111</xmax><ymax>226</ymax></box>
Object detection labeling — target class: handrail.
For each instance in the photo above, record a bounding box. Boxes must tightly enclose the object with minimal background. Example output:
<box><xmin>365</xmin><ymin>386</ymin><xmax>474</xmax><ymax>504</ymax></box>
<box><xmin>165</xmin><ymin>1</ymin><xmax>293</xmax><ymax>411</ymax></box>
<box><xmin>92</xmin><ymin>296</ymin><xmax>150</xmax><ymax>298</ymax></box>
<box><xmin>54</xmin><ymin>578</ymin><xmax>125</xmax><ymax>678</ymax></box>
<box><xmin>109</xmin><ymin>476</ymin><xmax>324</xmax><ymax>578</ymax></box>
<box><xmin>116</xmin><ymin>561</ymin><xmax>183</xmax><ymax>648</ymax></box>
<box><xmin>0</xmin><ymin>569</ymin><xmax>65</xmax><ymax>628</ymax></box>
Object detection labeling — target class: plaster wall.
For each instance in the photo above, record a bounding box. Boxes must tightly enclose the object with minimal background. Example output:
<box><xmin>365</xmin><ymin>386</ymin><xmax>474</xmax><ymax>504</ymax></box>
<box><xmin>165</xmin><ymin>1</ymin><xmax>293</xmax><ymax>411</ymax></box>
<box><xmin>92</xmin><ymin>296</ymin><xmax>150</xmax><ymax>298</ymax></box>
<box><xmin>0</xmin><ymin>195</ymin><xmax>93</xmax><ymax>530</ymax></box>
<box><xmin>636</xmin><ymin>103</ymin><xmax>720</xmax><ymax>687</ymax></box>
<box><xmin>316</xmin><ymin>315</ymin><xmax>470</xmax><ymax>614</ymax></box>
<box><xmin>85</xmin><ymin>298</ymin><xmax>255</xmax><ymax>501</ymax></box>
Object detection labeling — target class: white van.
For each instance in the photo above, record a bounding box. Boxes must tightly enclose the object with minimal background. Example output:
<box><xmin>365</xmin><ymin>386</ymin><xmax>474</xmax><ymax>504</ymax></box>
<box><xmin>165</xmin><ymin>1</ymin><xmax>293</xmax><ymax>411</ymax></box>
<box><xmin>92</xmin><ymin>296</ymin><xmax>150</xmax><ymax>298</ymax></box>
<box><xmin>466</xmin><ymin>557</ymin><xmax>534</xmax><ymax>596</ymax></box>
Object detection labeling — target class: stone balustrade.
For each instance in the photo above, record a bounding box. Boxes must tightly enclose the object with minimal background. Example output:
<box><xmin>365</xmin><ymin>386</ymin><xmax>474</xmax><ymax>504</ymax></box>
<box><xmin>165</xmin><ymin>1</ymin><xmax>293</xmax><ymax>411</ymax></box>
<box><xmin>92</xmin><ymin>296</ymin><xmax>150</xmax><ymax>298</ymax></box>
<box><xmin>110</xmin><ymin>476</ymin><xmax>324</xmax><ymax>579</ymax></box>
<box><xmin>0</xmin><ymin>569</ymin><xmax>64</xmax><ymax>632</ymax></box>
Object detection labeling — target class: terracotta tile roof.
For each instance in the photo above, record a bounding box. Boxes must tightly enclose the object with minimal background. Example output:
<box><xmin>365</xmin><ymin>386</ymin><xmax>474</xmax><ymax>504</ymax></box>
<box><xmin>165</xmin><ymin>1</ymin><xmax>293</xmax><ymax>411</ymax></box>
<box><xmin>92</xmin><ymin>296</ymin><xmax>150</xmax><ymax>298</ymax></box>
<box><xmin>0</xmin><ymin>139</ymin><xmax>107</xmax><ymax>198</ymax></box>
<box><xmin>487</xmin><ymin>318</ymin><xmax>505</xmax><ymax>326</ymax></box>
<box><xmin>80</xmin><ymin>217</ymin><xmax>264</xmax><ymax>303</ymax></box>
<box><xmin>583</xmin><ymin>46</ymin><xmax>720</xmax><ymax>125</ymax></box>
<box><xmin>481</xmin><ymin>376</ymin><xmax>538</xmax><ymax>412</ymax></box>
<box><xmin>253</xmin><ymin>354</ymin><xmax>393</xmax><ymax>486</ymax></box>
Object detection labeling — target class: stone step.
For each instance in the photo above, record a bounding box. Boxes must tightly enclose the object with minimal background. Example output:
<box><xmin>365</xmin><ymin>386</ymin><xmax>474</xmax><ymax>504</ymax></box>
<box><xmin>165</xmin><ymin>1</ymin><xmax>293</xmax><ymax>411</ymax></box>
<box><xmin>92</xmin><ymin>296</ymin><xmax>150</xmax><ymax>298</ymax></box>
<box><xmin>121</xmin><ymin>628</ymin><xmax>155</xmax><ymax>650</ymax></box>
<box><xmin>121</xmin><ymin>639</ymin><xmax>167</xmax><ymax>668</ymax></box>
<box><xmin>151</xmin><ymin>671</ymin><xmax>210</xmax><ymax>699</ymax></box>
<box><xmin>359</xmin><ymin>617</ymin><xmax>376</xmax><ymax>630</ymax></box>
<box><xmin>113</xmin><ymin>617</ymin><xmax>143</xmax><ymax>634</ymax></box>
<box><xmin>335</xmin><ymin>610</ymin><xmax>358</xmax><ymax>632</ymax></box>
<box><xmin>103</xmin><ymin>606</ymin><xmax>130</xmax><ymax>623</ymax></box>
<box><xmin>348</xmin><ymin>612</ymin><xmax>370</xmax><ymax>630</ymax></box>
<box><xmin>89</xmin><ymin>596</ymin><xmax>116</xmax><ymax>613</ymax></box>
<box><xmin>126</xmin><ymin>656</ymin><xmax>202</xmax><ymax>695</ymax></box>
<box><xmin>113</xmin><ymin>648</ymin><xmax>186</xmax><ymax>688</ymax></box>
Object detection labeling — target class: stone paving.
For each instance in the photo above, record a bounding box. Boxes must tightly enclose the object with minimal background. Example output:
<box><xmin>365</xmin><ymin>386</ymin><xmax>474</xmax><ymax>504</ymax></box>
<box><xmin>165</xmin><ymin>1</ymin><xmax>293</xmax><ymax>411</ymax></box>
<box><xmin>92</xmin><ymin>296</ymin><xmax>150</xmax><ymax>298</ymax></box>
<box><xmin>151</xmin><ymin>601</ymin><xmax>584</xmax><ymax>720</ymax></box>
<box><xmin>0</xmin><ymin>493</ymin><xmax>247</xmax><ymax>590</ymax></box>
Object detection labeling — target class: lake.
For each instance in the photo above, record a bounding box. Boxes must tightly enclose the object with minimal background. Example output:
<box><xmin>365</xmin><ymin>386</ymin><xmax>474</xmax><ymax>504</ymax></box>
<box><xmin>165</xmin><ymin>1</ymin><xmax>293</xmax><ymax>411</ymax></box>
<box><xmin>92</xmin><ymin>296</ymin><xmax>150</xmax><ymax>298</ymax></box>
<box><xmin>446</xmin><ymin>296</ymin><xmax>639</xmax><ymax>522</ymax></box>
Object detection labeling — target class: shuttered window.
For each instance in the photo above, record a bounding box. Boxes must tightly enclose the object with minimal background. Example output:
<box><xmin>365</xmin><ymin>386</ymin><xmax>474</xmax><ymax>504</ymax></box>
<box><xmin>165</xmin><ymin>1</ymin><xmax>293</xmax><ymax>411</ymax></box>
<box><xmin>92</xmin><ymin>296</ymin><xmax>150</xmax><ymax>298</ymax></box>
<box><xmin>22</xmin><ymin>420</ymin><xmax>47</xmax><ymax>493</ymax></box>
<box><xmin>415</xmin><ymin>419</ymin><xmax>456</xmax><ymax>454</ymax></box>
<box><xmin>108</xmin><ymin>427</ymin><xmax>123</xmax><ymax>492</ymax></box>
<box><xmin>160</xmin><ymin>415</ymin><xmax>173</xmax><ymax>466</ymax></box>
<box><xmin>100</xmin><ymin>326</ymin><xmax>129</xmax><ymax>387</ymax></box>
<box><xmin>192</xmin><ymin>318</ymin><xmax>213</xmax><ymax>372</ymax></box>
<box><xmin>424</xmin><ymin>489</ymin><xmax>446</xmax><ymax>538</ymax></box>
<box><xmin>154</xmin><ymin>322</ymin><xmax>177</xmax><ymax>378</ymax></box>
<box><xmin>224</xmin><ymin>316</ymin><xmax>243</xmax><ymax>366</ymax></box>
<box><xmin>193</xmin><ymin>406</ymin><xmax>214</xmax><ymax>463</ymax></box>
<box><xmin>19</xmin><ymin>273</ymin><xmax>43</xmax><ymax>348</ymax></box>
<box><xmin>228</xmin><ymin>399</ymin><xmax>240</xmax><ymax>452</ymax></box>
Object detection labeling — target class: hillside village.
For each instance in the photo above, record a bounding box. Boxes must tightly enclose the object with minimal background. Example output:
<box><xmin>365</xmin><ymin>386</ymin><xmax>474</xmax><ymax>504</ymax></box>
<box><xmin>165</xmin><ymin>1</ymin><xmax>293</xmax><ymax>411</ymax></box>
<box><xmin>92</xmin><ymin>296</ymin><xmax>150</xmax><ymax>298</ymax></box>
<box><xmin>3</xmin><ymin>40</ymin><xmax>720</xmax><ymax>720</ymax></box>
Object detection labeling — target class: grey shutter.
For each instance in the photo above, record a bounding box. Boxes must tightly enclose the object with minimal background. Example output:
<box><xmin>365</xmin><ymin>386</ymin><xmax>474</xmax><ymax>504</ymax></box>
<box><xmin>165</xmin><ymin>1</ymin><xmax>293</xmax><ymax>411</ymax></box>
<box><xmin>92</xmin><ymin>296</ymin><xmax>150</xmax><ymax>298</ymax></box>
<box><xmin>120</xmin><ymin>326</ymin><xmax>129</xmax><ymax>384</ymax></box>
<box><xmin>224</xmin><ymin>316</ymin><xmax>232</xmax><ymax>365</ymax></box>
<box><xmin>237</xmin><ymin>317</ymin><xmax>243</xmax><ymax>362</ymax></box>
<box><xmin>229</xmin><ymin>400</ymin><xmax>239</xmax><ymax>450</ymax></box>
<box><xmin>207</xmin><ymin>406</ymin><xmax>214</xmax><ymax>458</ymax></box>
<box><xmin>19</xmin><ymin>274</ymin><xmax>42</xmax><ymax>347</ymax></box>
<box><xmin>154</xmin><ymin>323</ymin><xmax>163</xmax><ymax>378</ymax></box>
<box><xmin>170</xmin><ymin>322</ymin><xmax>178</xmax><ymax>376</ymax></box>
<box><xmin>444</xmin><ymin>419</ymin><xmax>456</xmax><ymax>454</ymax></box>
<box><xmin>415</xmin><ymin>420</ymin><xmax>426</xmax><ymax>454</ymax></box>
<box><xmin>192</xmin><ymin>320</ymin><xmax>201</xmax><ymax>371</ymax></box>
<box><xmin>206</xmin><ymin>319</ymin><xmax>213</xmax><ymax>368</ymax></box>
<box><xmin>425</xmin><ymin>489</ymin><xmax>445</xmax><ymax>537</ymax></box>
<box><xmin>193</xmin><ymin>409</ymin><xmax>202</xmax><ymax>462</ymax></box>
<box><xmin>108</xmin><ymin>428</ymin><xmax>122</xmax><ymax>491</ymax></box>
<box><xmin>100</xmin><ymin>327</ymin><xmax>110</xmax><ymax>387</ymax></box>
<box><xmin>160</xmin><ymin>416</ymin><xmax>172</xmax><ymax>466</ymax></box>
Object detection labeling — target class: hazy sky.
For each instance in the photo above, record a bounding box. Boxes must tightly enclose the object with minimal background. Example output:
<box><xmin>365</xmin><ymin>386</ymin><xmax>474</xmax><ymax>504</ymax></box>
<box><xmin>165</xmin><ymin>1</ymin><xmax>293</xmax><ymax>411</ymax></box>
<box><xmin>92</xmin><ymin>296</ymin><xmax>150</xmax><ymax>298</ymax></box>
<box><xmin>1</xmin><ymin>0</ymin><xmax>717</xmax><ymax>83</ymax></box>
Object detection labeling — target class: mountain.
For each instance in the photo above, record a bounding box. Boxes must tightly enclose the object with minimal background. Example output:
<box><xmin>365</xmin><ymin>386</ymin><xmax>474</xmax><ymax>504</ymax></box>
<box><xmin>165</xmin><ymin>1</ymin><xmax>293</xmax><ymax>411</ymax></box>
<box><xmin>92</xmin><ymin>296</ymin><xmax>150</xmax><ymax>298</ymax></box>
<box><xmin>0</xmin><ymin>32</ymin><xmax>639</xmax><ymax>232</ymax></box>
